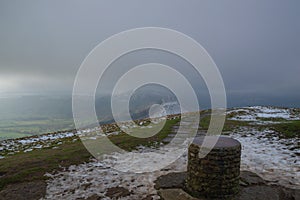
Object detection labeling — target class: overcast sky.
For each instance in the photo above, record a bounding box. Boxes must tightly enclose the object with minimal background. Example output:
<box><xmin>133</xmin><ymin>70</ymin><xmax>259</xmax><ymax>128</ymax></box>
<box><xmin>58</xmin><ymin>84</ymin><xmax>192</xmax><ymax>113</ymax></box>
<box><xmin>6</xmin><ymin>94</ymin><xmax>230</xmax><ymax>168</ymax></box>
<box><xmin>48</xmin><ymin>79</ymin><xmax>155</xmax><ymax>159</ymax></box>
<box><xmin>0</xmin><ymin>0</ymin><xmax>299</xmax><ymax>107</ymax></box>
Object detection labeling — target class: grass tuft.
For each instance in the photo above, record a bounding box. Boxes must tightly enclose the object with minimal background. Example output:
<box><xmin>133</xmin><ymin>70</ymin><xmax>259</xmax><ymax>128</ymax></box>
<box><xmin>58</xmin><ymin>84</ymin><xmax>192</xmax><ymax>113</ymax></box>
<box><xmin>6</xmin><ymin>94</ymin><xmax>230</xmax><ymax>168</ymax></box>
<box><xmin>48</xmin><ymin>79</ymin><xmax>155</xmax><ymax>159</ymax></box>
<box><xmin>271</xmin><ymin>120</ymin><xmax>300</xmax><ymax>138</ymax></box>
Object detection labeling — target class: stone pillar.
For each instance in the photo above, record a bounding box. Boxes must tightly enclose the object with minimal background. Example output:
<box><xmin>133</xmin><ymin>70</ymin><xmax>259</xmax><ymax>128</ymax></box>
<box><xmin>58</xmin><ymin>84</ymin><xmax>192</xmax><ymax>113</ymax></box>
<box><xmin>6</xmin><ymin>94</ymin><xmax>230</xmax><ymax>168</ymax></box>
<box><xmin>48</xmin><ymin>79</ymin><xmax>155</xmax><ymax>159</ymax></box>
<box><xmin>186</xmin><ymin>136</ymin><xmax>241</xmax><ymax>199</ymax></box>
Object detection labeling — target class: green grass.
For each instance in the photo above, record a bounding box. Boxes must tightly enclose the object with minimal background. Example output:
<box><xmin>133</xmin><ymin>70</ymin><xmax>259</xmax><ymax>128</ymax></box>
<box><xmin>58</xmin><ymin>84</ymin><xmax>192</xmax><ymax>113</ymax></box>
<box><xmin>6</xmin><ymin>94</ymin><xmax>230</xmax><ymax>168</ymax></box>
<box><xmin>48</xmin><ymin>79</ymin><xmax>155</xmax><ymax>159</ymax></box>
<box><xmin>0</xmin><ymin>139</ymin><xmax>92</xmax><ymax>190</ymax></box>
<box><xmin>4</xmin><ymin>113</ymin><xmax>297</xmax><ymax>193</ymax></box>
<box><xmin>200</xmin><ymin>114</ymin><xmax>300</xmax><ymax>138</ymax></box>
<box><xmin>108</xmin><ymin>118</ymin><xmax>180</xmax><ymax>151</ymax></box>
<box><xmin>199</xmin><ymin>115</ymin><xmax>250</xmax><ymax>132</ymax></box>
<box><xmin>256</xmin><ymin>117</ymin><xmax>287</xmax><ymax>122</ymax></box>
<box><xmin>0</xmin><ymin>118</ymin><xmax>180</xmax><ymax>191</ymax></box>
<box><xmin>271</xmin><ymin>120</ymin><xmax>300</xmax><ymax>138</ymax></box>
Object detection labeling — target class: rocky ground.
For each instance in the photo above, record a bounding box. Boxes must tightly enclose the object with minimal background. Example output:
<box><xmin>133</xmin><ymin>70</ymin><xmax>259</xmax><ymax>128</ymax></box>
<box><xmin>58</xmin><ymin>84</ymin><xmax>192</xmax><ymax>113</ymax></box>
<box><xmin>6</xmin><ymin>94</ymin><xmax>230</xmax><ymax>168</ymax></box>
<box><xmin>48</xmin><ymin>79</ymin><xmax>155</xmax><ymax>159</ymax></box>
<box><xmin>155</xmin><ymin>171</ymin><xmax>299</xmax><ymax>200</ymax></box>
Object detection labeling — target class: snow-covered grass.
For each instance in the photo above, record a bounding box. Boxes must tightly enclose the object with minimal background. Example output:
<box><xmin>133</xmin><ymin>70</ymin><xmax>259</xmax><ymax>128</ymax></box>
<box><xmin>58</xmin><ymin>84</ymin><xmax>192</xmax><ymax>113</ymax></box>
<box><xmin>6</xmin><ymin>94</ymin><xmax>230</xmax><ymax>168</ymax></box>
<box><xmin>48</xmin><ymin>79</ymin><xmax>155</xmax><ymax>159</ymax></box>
<box><xmin>1</xmin><ymin>106</ymin><xmax>299</xmax><ymax>198</ymax></box>
<box><xmin>41</xmin><ymin>108</ymin><xmax>300</xmax><ymax>199</ymax></box>
<box><xmin>0</xmin><ymin>116</ymin><xmax>180</xmax><ymax>159</ymax></box>
<box><xmin>0</xmin><ymin>117</ymin><xmax>181</xmax><ymax>192</ymax></box>
<box><xmin>0</xmin><ymin>129</ymin><xmax>92</xmax><ymax>159</ymax></box>
<box><xmin>43</xmin><ymin>124</ymin><xmax>299</xmax><ymax>199</ymax></box>
<box><xmin>227</xmin><ymin>106</ymin><xmax>300</xmax><ymax>124</ymax></box>
<box><xmin>43</xmin><ymin>146</ymin><xmax>188</xmax><ymax>200</ymax></box>
<box><xmin>229</xmin><ymin>127</ymin><xmax>299</xmax><ymax>189</ymax></box>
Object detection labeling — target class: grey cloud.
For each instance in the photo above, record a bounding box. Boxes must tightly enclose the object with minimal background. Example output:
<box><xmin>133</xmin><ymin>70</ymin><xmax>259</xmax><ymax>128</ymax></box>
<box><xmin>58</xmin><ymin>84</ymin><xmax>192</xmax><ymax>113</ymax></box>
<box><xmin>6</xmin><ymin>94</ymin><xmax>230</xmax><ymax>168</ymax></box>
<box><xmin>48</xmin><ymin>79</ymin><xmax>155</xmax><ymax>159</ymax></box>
<box><xmin>0</xmin><ymin>0</ymin><xmax>299</xmax><ymax>106</ymax></box>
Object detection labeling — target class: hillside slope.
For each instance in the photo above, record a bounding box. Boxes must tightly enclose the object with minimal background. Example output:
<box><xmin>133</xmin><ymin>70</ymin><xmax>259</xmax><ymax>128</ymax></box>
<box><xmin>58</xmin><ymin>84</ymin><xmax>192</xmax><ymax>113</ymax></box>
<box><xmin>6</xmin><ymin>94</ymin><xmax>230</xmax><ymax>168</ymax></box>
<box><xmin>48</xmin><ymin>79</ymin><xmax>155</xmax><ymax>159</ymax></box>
<box><xmin>0</xmin><ymin>106</ymin><xmax>299</xmax><ymax>199</ymax></box>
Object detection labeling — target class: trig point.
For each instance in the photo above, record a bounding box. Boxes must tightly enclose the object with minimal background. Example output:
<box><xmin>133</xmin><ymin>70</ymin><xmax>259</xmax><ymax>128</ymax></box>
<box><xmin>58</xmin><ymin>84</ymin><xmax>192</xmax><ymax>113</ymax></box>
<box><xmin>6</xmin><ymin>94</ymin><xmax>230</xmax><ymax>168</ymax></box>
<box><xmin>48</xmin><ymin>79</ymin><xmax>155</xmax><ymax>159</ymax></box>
<box><xmin>186</xmin><ymin>136</ymin><xmax>241</xmax><ymax>199</ymax></box>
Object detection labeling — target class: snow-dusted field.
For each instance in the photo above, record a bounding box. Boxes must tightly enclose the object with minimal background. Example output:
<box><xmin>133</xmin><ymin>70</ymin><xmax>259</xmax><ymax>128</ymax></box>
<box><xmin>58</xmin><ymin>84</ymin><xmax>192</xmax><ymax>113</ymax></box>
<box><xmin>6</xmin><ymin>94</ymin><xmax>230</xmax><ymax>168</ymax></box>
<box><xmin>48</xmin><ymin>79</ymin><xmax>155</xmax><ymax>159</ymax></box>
<box><xmin>40</xmin><ymin>106</ymin><xmax>300</xmax><ymax>199</ymax></box>
<box><xmin>43</xmin><ymin>146</ymin><xmax>188</xmax><ymax>200</ymax></box>
<box><xmin>0</xmin><ymin>106</ymin><xmax>299</xmax><ymax>199</ymax></box>
<box><xmin>0</xmin><ymin>127</ymin><xmax>106</xmax><ymax>158</ymax></box>
<box><xmin>42</xmin><ymin>128</ymin><xmax>299</xmax><ymax>199</ymax></box>
<box><xmin>227</xmin><ymin>106</ymin><xmax>299</xmax><ymax>188</ymax></box>
<box><xmin>227</xmin><ymin>106</ymin><xmax>300</xmax><ymax>124</ymax></box>
<box><xmin>230</xmin><ymin>127</ymin><xmax>299</xmax><ymax>188</ymax></box>
<box><xmin>0</xmin><ymin>104</ymin><xmax>179</xmax><ymax>159</ymax></box>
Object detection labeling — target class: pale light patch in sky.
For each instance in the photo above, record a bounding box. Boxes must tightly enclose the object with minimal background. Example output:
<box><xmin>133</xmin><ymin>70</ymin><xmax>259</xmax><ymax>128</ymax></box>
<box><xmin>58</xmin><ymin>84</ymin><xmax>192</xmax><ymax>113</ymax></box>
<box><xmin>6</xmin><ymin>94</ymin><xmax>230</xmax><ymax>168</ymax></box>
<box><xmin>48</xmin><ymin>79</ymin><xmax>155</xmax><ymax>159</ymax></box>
<box><xmin>0</xmin><ymin>76</ymin><xmax>19</xmax><ymax>93</ymax></box>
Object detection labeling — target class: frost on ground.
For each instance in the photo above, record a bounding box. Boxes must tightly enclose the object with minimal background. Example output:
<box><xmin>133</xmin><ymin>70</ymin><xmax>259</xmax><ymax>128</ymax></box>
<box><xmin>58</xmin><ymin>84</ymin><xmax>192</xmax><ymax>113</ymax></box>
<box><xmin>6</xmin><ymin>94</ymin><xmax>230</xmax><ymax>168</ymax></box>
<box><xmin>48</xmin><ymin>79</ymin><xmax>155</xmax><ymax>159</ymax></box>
<box><xmin>1</xmin><ymin>106</ymin><xmax>299</xmax><ymax>199</ymax></box>
<box><xmin>43</xmin><ymin>126</ymin><xmax>299</xmax><ymax>200</ymax></box>
<box><xmin>43</xmin><ymin>117</ymin><xmax>300</xmax><ymax>199</ymax></box>
<box><xmin>227</xmin><ymin>106</ymin><xmax>300</xmax><ymax>124</ymax></box>
<box><xmin>0</xmin><ymin>118</ymin><xmax>168</xmax><ymax>159</ymax></box>
<box><xmin>43</xmin><ymin>145</ymin><xmax>188</xmax><ymax>200</ymax></box>
<box><xmin>230</xmin><ymin>127</ymin><xmax>299</xmax><ymax>189</ymax></box>
<box><xmin>227</xmin><ymin>106</ymin><xmax>299</xmax><ymax>188</ymax></box>
<box><xmin>0</xmin><ymin>102</ymin><xmax>181</xmax><ymax>159</ymax></box>
<box><xmin>0</xmin><ymin>128</ymin><xmax>102</xmax><ymax>159</ymax></box>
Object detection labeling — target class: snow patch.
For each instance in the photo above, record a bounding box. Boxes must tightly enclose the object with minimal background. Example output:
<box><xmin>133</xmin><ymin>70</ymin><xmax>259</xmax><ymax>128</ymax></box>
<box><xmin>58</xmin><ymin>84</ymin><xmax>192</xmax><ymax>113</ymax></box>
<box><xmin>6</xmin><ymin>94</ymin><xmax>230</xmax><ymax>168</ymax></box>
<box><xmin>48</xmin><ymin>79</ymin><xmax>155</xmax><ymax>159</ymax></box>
<box><xmin>43</xmin><ymin>145</ymin><xmax>188</xmax><ymax>200</ymax></box>
<box><xmin>227</xmin><ymin>106</ymin><xmax>300</xmax><ymax>123</ymax></box>
<box><xmin>230</xmin><ymin>127</ymin><xmax>299</xmax><ymax>188</ymax></box>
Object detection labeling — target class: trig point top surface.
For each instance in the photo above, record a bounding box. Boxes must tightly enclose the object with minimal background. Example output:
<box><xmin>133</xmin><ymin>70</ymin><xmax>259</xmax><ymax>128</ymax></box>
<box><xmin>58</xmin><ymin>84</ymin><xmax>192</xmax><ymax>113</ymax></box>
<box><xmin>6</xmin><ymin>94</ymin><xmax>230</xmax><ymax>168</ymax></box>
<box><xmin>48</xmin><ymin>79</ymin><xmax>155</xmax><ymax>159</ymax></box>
<box><xmin>192</xmin><ymin>136</ymin><xmax>241</xmax><ymax>149</ymax></box>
